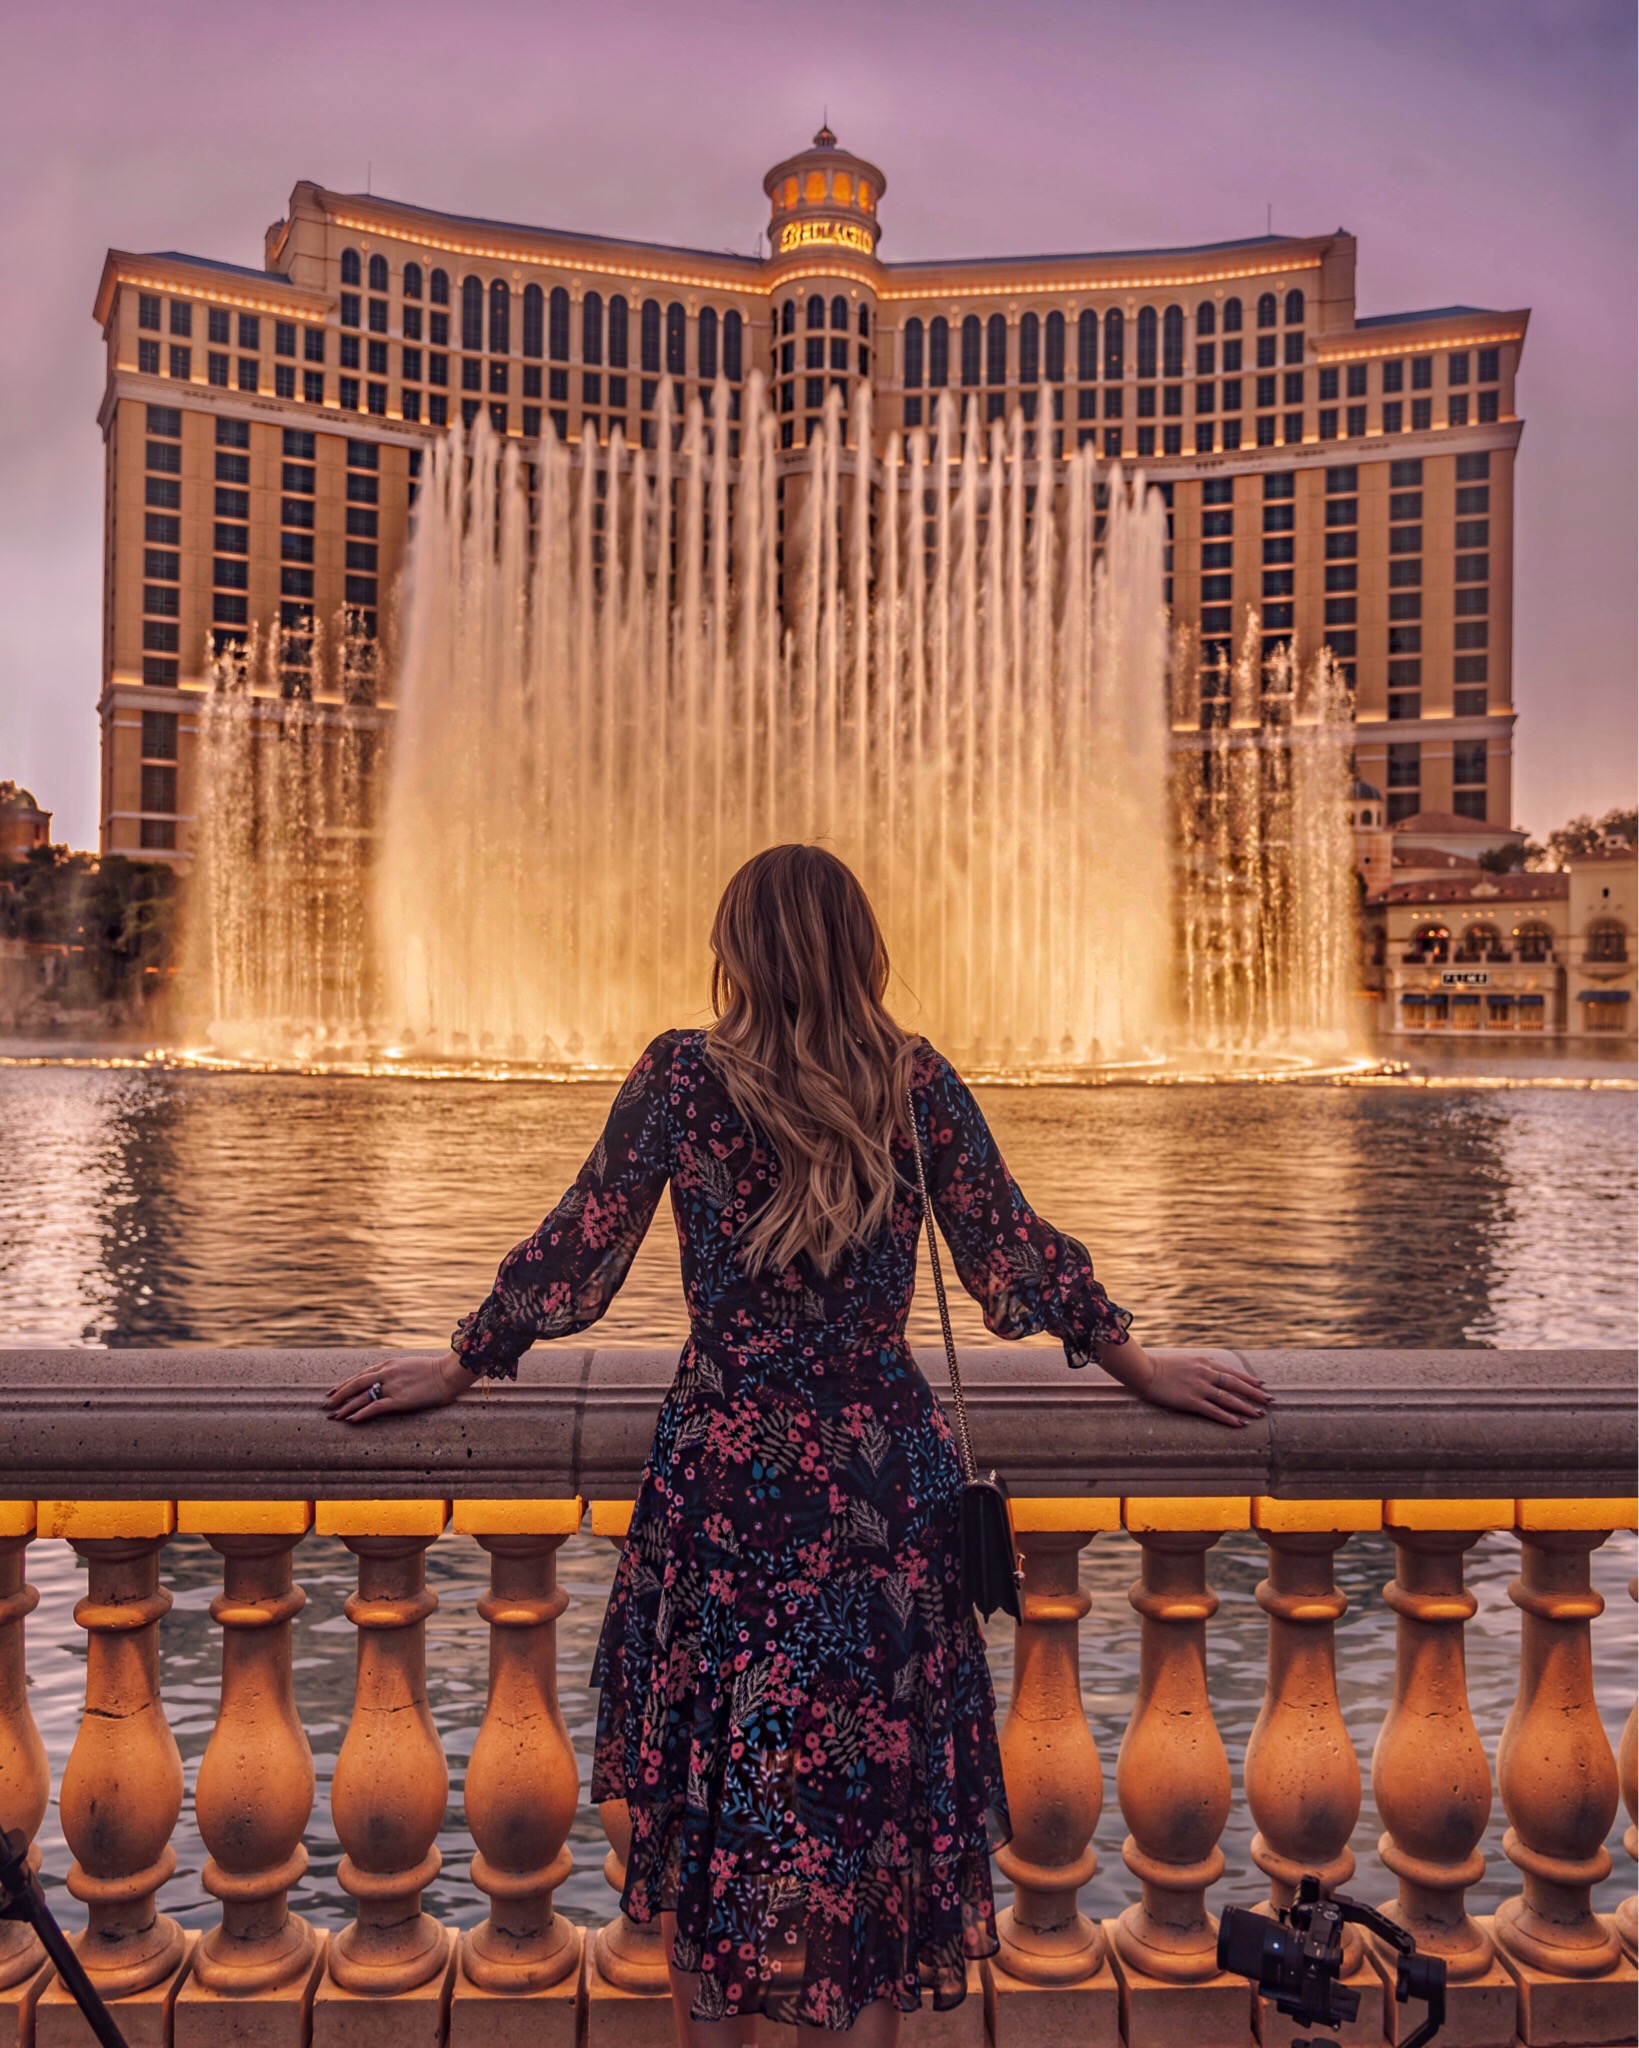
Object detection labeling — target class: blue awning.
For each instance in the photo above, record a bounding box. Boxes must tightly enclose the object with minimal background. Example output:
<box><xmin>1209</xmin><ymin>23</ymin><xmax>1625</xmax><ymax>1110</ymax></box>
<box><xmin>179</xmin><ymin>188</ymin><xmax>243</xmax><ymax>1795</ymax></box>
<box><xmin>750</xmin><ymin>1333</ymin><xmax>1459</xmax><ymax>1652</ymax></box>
<box><xmin>1400</xmin><ymin>992</ymin><xmax>1429</xmax><ymax>1004</ymax></box>
<box><xmin>1577</xmin><ymin>988</ymin><xmax>1631</xmax><ymax>1000</ymax></box>
<box><xmin>1517</xmin><ymin>994</ymin><xmax>1546</xmax><ymax>1005</ymax></box>
<box><xmin>1452</xmin><ymin>993</ymin><xmax>1482</xmax><ymax>1004</ymax></box>
<box><xmin>1487</xmin><ymin>993</ymin><xmax>1516</xmax><ymax>1004</ymax></box>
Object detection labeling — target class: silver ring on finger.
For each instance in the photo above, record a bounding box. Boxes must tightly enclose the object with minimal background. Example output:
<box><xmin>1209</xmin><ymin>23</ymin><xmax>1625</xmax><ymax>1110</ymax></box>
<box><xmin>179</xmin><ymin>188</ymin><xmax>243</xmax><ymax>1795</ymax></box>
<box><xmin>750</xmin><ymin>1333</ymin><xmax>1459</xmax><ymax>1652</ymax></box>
<box><xmin>366</xmin><ymin>1380</ymin><xmax>384</xmax><ymax>1403</ymax></box>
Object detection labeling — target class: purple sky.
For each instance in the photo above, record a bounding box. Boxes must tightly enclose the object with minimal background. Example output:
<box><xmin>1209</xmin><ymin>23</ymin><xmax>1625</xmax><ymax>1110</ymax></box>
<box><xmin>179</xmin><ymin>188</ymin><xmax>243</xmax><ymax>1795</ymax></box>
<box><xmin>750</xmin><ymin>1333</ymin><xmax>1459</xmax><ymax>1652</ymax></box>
<box><xmin>2</xmin><ymin>0</ymin><xmax>1632</xmax><ymax>846</ymax></box>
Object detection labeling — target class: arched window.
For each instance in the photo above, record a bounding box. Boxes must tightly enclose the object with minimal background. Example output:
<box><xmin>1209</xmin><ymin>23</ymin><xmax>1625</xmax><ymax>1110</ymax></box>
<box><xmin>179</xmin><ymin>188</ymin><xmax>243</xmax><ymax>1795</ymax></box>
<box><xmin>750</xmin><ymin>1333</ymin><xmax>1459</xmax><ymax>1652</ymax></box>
<box><xmin>858</xmin><ymin>304</ymin><xmax>870</xmax><ymax>337</ymax></box>
<box><xmin>522</xmin><ymin>284</ymin><xmax>544</xmax><ymax>359</ymax></box>
<box><xmin>341</xmin><ymin>248</ymin><xmax>362</xmax><ymax>287</ymax></box>
<box><xmin>1136</xmin><ymin>307</ymin><xmax>1158</xmax><ymax>379</ymax></box>
<box><xmin>781</xmin><ymin>299</ymin><xmax>795</xmax><ymax>336</ymax></box>
<box><xmin>403</xmin><ymin>262</ymin><xmax>423</xmax><ymax>300</ymax></box>
<box><xmin>1044</xmin><ymin>310</ymin><xmax>1065</xmax><ymax>383</ymax></box>
<box><xmin>904</xmin><ymin>317</ymin><xmax>925</xmax><ymax>387</ymax></box>
<box><xmin>1587</xmin><ymin>919</ymin><xmax>1629</xmax><ymax>963</ymax></box>
<box><xmin>1257</xmin><ymin>292</ymin><xmax>1277</xmax><ymax>329</ymax></box>
<box><xmin>1514</xmin><ymin>921</ymin><xmax>1553</xmax><ymax>963</ymax></box>
<box><xmin>582</xmin><ymin>290</ymin><xmax>602</xmax><ymax>365</ymax></box>
<box><xmin>1285</xmin><ymin>288</ymin><xmax>1305</xmax><ymax>326</ymax></box>
<box><xmin>698</xmin><ymin>305</ymin><xmax>718</xmax><ymax>381</ymax></box>
<box><xmin>928</xmin><ymin>316</ymin><xmax>949</xmax><ymax>388</ymax></box>
<box><xmin>461</xmin><ymin>276</ymin><xmax>483</xmax><ymax>352</ymax></box>
<box><xmin>549</xmin><ymin>287</ymin><xmax>570</xmax><ymax>362</ymax></box>
<box><xmin>830</xmin><ymin>294</ymin><xmax>848</xmax><ymax>330</ymax></box>
<box><xmin>1019</xmin><ymin>311</ymin><xmax>1040</xmax><ymax>385</ymax></box>
<box><xmin>1163</xmin><ymin>305</ymin><xmax>1185</xmax><ymax>378</ymax></box>
<box><xmin>960</xmin><ymin>315</ymin><xmax>981</xmax><ymax>387</ymax></box>
<box><xmin>806</xmin><ymin>294</ymin><xmax>825</xmax><ymax>330</ymax></box>
<box><xmin>1223</xmin><ymin>296</ymin><xmax>1243</xmax><ymax>332</ymax></box>
<box><xmin>1197</xmin><ymin>300</ymin><xmax>1216</xmax><ymax>337</ymax></box>
<box><xmin>368</xmin><ymin>253</ymin><xmax>388</xmax><ymax>293</ymax></box>
<box><xmin>1103</xmin><ymin>307</ymin><xmax>1124</xmax><ymax>380</ymax></box>
<box><xmin>430</xmin><ymin>268</ymin><xmax>449</xmax><ymax>306</ymax></box>
<box><xmin>723</xmin><ymin>308</ymin><xmax>742</xmax><ymax>381</ymax></box>
<box><xmin>985</xmin><ymin>313</ymin><xmax>1006</xmax><ymax>385</ymax></box>
<box><xmin>609</xmin><ymin>295</ymin><xmax>629</xmax><ymax>368</ymax></box>
<box><xmin>1077</xmin><ymin>308</ymin><xmax>1098</xmax><ymax>381</ymax></box>
<box><xmin>665</xmin><ymin>301</ymin><xmax>685</xmax><ymax>374</ymax></box>
<box><xmin>641</xmin><ymin>299</ymin><xmax>661</xmax><ymax>372</ymax></box>
<box><xmin>1462</xmin><ymin>921</ymin><xmax>1502</xmax><ymax>957</ymax></box>
<box><xmin>488</xmin><ymin>279</ymin><xmax>509</xmax><ymax>356</ymax></box>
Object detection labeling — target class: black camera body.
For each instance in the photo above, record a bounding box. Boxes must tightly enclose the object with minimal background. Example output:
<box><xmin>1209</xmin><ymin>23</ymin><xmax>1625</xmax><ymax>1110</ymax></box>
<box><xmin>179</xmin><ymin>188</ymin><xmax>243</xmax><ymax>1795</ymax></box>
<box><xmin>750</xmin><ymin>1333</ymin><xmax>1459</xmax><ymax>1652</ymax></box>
<box><xmin>1218</xmin><ymin>1874</ymin><xmax>1446</xmax><ymax>2048</ymax></box>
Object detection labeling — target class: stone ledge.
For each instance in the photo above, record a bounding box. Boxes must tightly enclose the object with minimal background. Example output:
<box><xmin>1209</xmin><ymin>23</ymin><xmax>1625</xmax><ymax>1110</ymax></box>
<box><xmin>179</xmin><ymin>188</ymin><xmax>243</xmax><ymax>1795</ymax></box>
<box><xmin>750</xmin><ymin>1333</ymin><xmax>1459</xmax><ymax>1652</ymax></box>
<box><xmin>0</xmin><ymin>1348</ymin><xmax>1630</xmax><ymax>1501</ymax></box>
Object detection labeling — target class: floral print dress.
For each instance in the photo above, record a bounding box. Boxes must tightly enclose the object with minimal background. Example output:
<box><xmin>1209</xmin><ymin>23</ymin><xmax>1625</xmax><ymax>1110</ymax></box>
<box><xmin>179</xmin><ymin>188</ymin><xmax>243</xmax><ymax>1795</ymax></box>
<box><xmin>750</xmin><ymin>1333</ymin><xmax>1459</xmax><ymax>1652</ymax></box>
<box><xmin>451</xmin><ymin>1029</ymin><xmax>1131</xmax><ymax>2031</ymax></box>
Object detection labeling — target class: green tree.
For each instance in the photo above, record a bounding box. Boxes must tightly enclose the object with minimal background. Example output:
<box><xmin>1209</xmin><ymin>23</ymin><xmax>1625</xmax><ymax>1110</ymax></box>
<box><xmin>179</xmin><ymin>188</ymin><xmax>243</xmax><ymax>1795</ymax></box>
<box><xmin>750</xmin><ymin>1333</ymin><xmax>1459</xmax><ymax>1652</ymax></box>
<box><xmin>0</xmin><ymin>844</ymin><xmax>180</xmax><ymax>1008</ymax></box>
<box><xmin>1524</xmin><ymin>807</ymin><xmax>1638</xmax><ymax>872</ymax></box>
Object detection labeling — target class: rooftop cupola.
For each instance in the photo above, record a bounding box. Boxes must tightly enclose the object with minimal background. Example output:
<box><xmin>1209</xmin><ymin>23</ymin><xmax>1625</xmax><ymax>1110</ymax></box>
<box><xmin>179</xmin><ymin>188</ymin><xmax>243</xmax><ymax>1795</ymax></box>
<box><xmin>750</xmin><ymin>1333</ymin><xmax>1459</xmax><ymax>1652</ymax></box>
<box><xmin>763</xmin><ymin>124</ymin><xmax>886</xmax><ymax>264</ymax></box>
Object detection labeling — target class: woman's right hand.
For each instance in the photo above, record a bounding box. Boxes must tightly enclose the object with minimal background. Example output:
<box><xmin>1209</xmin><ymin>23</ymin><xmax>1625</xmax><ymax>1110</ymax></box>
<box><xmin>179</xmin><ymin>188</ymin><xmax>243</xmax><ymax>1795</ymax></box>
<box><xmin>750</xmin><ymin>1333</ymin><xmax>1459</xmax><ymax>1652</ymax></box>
<box><xmin>324</xmin><ymin>1349</ymin><xmax>476</xmax><ymax>1424</ymax></box>
<box><xmin>1095</xmin><ymin>1336</ymin><xmax>1271</xmax><ymax>1428</ymax></box>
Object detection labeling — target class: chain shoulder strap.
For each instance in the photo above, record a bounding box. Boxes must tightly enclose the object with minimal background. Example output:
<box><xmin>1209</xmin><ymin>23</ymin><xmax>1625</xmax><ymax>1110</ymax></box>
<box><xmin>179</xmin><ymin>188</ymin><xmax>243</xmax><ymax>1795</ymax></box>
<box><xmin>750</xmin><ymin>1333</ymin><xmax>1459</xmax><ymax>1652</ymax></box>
<box><xmin>906</xmin><ymin>1085</ymin><xmax>977</xmax><ymax>1483</ymax></box>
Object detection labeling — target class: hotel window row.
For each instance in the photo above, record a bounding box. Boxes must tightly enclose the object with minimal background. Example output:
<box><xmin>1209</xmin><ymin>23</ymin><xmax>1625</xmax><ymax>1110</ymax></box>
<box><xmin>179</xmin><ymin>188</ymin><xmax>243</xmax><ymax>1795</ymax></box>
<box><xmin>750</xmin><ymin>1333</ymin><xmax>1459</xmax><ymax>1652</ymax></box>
<box><xmin>134</xmin><ymin>276</ymin><xmax>754</xmax><ymax>446</ymax></box>
<box><xmin>331</xmin><ymin>252</ymin><xmax>751</xmax><ymax>444</ymax></box>
<box><xmin>136</xmin><ymin>292</ymin><xmax>327</xmax><ymax>401</ymax></box>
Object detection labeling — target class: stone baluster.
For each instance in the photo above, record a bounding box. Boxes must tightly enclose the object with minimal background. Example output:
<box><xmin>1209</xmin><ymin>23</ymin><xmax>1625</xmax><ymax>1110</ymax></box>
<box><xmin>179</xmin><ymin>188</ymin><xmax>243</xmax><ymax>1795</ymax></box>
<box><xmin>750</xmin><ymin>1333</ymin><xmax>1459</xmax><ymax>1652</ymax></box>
<box><xmin>38</xmin><ymin>1503</ymin><xmax>189</xmax><ymax>2047</ymax></box>
<box><xmin>1617</xmin><ymin>1574</ymin><xmax>1636</xmax><ymax>1966</ymax></box>
<box><xmin>1371</xmin><ymin>1502</ymin><xmax>1515</xmax><ymax>2047</ymax></box>
<box><xmin>1105</xmin><ymin>1500</ymin><xmax>1249</xmax><ymax>2048</ymax></box>
<box><xmin>585</xmin><ymin>1503</ymin><xmax>671</xmax><ymax>2039</ymax></box>
<box><xmin>1245</xmin><ymin>1501</ymin><xmax>1378</xmax><ymax>2048</ymax></box>
<box><xmin>988</xmin><ymin>1501</ymin><xmax>1120</xmax><ymax>2048</ymax></box>
<box><xmin>174</xmin><ymin>1505</ymin><xmax>321</xmax><ymax>2046</ymax></box>
<box><xmin>450</xmin><ymin>1499</ymin><xmax>585</xmax><ymax>2047</ymax></box>
<box><xmin>0</xmin><ymin>1516</ymin><xmax>49</xmax><ymax>2005</ymax></box>
<box><xmin>313</xmin><ymin>1504</ymin><xmax>455</xmax><ymax>2044</ymax></box>
<box><xmin>1490</xmin><ymin>1504</ymin><xmax>1636</xmax><ymax>2043</ymax></box>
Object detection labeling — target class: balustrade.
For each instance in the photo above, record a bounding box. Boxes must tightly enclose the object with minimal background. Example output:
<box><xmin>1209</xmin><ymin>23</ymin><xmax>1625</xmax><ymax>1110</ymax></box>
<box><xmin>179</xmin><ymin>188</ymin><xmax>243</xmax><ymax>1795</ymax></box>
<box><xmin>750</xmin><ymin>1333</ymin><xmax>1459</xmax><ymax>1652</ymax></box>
<box><xmin>174</xmin><ymin>1503</ymin><xmax>322</xmax><ymax>2048</ymax></box>
<box><xmin>0</xmin><ymin>1347</ymin><xmax>1630</xmax><ymax>2048</ymax></box>
<box><xmin>313</xmin><ymin>1502</ymin><xmax>456</xmax><ymax>2046</ymax></box>
<box><xmin>0</xmin><ymin>1508</ymin><xmax>48</xmax><ymax>2046</ymax></box>
<box><xmin>449</xmin><ymin>1498</ymin><xmax>585</xmax><ymax>2047</ymax></box>
<box><xmin>1244</xmin><ymin>1500</ymin><xmax>1379</xmax><ymax>2048</ymax></box>
<box><xmin>1490</xmin><ymin>1504</ymin><xmax>1637</xmax><ymax>2043</ymax></box>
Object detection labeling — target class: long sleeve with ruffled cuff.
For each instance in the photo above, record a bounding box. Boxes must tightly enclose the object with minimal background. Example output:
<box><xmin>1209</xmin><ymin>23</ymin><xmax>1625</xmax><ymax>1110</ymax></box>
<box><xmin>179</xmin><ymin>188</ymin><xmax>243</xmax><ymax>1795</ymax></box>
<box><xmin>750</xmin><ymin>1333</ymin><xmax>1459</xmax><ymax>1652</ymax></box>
<box><xmin>450</xmin><ymin>1032</ymin><xmax>677</xmax><ymax>1379</ymax></box>
<box><xmin>912</xmin><ymin>1043</ymin><xmax>1132</xmax><ymax>1368</ymax></box>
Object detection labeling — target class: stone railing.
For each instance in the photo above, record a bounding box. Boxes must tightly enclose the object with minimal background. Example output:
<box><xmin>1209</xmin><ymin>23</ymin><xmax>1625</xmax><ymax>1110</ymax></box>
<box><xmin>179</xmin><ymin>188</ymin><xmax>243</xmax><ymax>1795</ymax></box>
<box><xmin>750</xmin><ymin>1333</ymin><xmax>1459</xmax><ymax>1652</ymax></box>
<box><xmin>0</xmin><ymin>1346</ymin><xmax>1633</xmax><ymax>2048</ymax></box>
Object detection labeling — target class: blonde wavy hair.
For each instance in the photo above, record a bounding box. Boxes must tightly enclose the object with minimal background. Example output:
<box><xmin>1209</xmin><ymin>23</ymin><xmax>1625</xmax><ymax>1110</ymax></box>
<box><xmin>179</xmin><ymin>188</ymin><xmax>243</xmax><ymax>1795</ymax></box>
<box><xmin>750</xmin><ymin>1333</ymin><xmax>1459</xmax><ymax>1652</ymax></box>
<box><xmin>706</xmin><ymin>845</ymin><xmax>919</xmax><ymax>1277</ymax></box>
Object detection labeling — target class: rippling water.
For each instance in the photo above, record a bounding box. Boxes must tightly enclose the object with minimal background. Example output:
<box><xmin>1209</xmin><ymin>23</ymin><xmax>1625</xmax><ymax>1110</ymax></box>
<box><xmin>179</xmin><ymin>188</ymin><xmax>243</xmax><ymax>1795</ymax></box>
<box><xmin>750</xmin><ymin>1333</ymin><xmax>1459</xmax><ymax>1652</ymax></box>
<box><xmin>1</xmin><ymin>1065</ymin><xmax>1634</xmax><ymax>1933</ymax></box>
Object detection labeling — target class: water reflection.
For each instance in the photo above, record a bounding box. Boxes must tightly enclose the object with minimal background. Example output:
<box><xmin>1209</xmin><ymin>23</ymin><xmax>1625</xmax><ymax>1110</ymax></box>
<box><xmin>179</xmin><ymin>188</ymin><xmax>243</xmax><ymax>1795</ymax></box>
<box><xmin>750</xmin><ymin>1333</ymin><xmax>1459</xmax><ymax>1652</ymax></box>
<box><xmin>2</xmin><ymin>1066</ymin><xmax>1634</xmax><ymax>1932</ymax></box>
<box><xmin>2</xmin><ymin>1067</ymin><xmax>1634</xmax><ymax>1349</ymax></box>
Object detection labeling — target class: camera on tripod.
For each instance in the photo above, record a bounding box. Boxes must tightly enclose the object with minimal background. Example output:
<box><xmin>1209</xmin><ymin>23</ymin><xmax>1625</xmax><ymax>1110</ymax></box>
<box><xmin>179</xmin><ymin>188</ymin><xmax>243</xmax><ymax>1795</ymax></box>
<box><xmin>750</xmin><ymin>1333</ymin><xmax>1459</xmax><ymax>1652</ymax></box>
<box><xmin>1218</xmin><ymin>1873</ymin><xmax>1446</xmax><ymax>2048</ymax></box>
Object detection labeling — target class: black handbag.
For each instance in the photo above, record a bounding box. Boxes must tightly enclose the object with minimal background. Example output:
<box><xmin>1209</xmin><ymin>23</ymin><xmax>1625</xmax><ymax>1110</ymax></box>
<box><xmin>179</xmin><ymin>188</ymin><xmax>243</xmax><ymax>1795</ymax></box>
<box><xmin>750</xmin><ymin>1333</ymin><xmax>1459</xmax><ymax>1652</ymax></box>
<box><xmin>906</xmin><ymin>1087</ymin><xmax>1023</xmax><ymax>1623</ymax></box>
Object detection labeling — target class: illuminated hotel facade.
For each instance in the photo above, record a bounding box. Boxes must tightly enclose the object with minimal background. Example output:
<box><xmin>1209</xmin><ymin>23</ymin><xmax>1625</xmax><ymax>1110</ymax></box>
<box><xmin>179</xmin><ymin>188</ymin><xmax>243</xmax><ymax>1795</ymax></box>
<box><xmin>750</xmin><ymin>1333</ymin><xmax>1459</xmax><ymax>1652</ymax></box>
<box><xmin>93</xmin><ymin>126</ymin><xmax>1528</xmax><ymax>861</ymax></box>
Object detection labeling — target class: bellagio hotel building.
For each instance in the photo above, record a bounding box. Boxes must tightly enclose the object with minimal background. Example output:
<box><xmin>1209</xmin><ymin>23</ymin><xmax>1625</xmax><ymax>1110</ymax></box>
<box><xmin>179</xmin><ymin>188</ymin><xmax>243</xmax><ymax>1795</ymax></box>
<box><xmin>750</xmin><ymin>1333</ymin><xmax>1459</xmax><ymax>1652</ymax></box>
<box><xmin>93</xmin><ymin>126</ymin><xmax>1527</xmax><ymax>859</ymax></box>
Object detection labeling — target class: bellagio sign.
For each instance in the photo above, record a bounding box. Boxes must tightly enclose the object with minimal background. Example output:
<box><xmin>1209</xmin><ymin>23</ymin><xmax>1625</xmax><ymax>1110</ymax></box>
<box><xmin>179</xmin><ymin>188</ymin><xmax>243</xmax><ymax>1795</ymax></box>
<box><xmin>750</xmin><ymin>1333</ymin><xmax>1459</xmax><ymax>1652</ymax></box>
<box><xmin>777</xmin><ymin>219</ymin><xmax>876</xmax><ymax>256</ymax></box>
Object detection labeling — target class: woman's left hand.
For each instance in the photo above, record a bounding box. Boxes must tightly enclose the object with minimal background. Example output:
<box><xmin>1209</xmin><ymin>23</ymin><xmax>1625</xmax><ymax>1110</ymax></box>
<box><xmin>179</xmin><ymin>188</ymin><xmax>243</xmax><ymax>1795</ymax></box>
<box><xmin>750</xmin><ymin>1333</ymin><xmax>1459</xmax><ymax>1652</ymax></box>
<box><xmin>324</xmin><ymin>1350</ymin><xmax>475</xmax><ymax>1423</ymax></box>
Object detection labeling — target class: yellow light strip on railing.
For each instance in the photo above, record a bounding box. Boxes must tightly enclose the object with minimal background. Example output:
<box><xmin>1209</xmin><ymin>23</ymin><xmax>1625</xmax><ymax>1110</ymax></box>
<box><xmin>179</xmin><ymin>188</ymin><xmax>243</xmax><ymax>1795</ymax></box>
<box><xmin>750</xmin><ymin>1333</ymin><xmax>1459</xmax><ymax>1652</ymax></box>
<box><xmin>14</xmin><ymin>1497</ymin><xmax>1635</xmax><ymax>1539</ymax></box>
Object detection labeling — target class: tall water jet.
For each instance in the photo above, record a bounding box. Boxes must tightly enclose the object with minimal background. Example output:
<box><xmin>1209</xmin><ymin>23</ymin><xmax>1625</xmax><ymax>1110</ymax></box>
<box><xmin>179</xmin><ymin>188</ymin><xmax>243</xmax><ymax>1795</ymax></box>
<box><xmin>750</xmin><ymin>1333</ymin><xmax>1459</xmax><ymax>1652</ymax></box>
<box><xmin>182</xmin><ymin>623</ymin><xmax>384</xmax><ymax>1059</ymax></box>
<box><xmin>1173</xmin><ymin>613</ymin><xmax>1357</xmax><ymax>1055</ymax></box>
<box><xmin>180</xmin><ymin>375</ymin><xmax>1359</xmax><ymax>1075</ymax></box>
<box><xmin>373</xmin><ymin>378</ymin><xmax>1175</xmax><ymax>1072</ymax></box>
